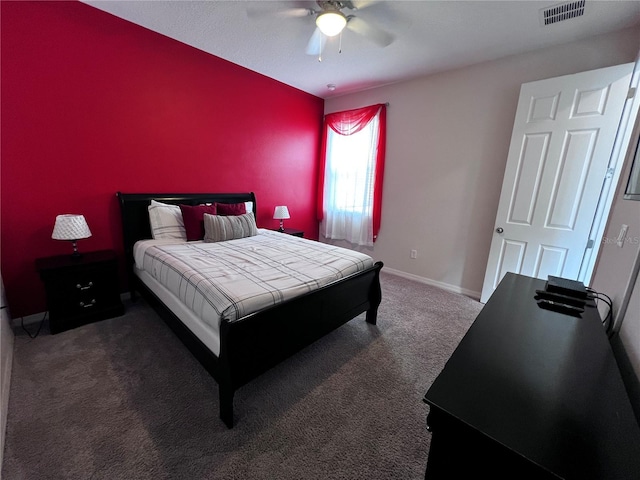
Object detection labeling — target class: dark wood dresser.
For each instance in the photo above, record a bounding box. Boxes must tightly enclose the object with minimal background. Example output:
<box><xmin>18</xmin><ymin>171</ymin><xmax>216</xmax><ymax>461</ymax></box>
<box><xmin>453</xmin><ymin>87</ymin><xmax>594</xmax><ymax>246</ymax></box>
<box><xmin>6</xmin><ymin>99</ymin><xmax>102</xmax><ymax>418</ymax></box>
<box><xmin>423</xmin><ymin>273</ymin><xmax>640</xmax><ymax>479</ymax></box>
<box><xmin>36</xmin><ymin>249</ymin><xmax>124</xmax><ymax>334</ymax></box>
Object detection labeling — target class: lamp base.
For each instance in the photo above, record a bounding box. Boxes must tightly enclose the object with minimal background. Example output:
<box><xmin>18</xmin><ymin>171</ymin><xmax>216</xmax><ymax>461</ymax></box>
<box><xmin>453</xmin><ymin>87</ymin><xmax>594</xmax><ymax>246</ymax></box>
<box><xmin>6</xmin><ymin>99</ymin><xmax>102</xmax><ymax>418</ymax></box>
<box><xmin>70</xmin><ymin>240</ymin><xmax>83</xmax><ymax>259</ymax></box>
<box><xmin>278</xmin><ymin>220</ymin><xmax>285</xmax><ymax>232</ymax></box>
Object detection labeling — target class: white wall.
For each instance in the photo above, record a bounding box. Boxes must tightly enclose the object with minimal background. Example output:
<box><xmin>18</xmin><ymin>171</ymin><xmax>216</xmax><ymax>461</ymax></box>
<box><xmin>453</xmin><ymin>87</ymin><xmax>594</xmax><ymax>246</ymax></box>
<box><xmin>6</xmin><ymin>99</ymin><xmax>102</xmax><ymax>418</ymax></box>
<box><xmin>619</xmin><ymin>266</ymin><xmax>640</xmax><ymax>379</ymax></box>
<box><xmin>591</xmin><ymin>101</ymin><xmax>640</xmax><ymax>380</ymax></box>
<box><xmin>0</xmin><ymin>274</ymin><xmax>14</xmax><ymax>479</ymax></box>
<box><xmin>325</xmin><ymin>25</ymin><xmax>640</xmax><ymax>386</ymax></box>
<box><xmin>324</xmin><ymin>26</ymin><xmax>640</xmax><ymax>298</ymax></box>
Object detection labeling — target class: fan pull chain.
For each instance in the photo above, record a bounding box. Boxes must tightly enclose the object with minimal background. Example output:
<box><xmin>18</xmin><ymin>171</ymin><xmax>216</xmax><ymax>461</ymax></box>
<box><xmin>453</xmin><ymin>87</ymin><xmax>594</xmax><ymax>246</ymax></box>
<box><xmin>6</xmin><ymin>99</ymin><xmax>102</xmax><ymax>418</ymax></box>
<box><xmin>339</xmin><ymin>31</ymin><xmax>342</xmax><ymax>53</ymax></box>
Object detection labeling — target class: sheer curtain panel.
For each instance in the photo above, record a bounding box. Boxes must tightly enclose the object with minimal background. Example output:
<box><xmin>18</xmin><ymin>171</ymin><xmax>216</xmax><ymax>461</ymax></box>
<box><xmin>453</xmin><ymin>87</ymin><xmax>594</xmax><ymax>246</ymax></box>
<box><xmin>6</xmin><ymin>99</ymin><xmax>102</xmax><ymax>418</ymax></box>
<box><xmin>317</xmin><ymin>104</ymin><xmax>386</xmax><ymax>247</ymax></box>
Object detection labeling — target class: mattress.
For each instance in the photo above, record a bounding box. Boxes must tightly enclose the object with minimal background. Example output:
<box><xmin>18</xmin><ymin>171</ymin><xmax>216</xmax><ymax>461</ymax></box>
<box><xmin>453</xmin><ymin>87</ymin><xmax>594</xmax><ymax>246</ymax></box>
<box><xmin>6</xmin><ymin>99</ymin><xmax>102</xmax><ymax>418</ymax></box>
<box><xmin>134</xmin><ymin>229</ymin><xmax>374</xmax><ymax>355</ymax></box>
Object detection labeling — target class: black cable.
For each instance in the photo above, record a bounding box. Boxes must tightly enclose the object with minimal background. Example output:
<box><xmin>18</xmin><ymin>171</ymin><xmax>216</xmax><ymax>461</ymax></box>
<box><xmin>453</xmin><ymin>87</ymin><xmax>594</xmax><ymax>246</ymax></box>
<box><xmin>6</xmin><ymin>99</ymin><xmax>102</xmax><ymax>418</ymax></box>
<box><xmin>586</xmin><ymin>287</ymin><xmax>613</xmax><ymax>335</ymax></box>
<box><xmin>21</xmin><ymin>311</ymin><xmax>47</xmax><ymax>339</ymax></box>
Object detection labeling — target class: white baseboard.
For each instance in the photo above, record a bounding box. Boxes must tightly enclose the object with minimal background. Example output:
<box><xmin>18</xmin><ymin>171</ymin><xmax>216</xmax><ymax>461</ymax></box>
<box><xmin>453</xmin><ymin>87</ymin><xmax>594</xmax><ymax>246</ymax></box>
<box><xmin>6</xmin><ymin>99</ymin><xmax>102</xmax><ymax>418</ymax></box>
<box><xmin>382</xmin><ymin>267</ymin><xmax>481</xmax><ymax>301</ymax></box>
<box><xmin>11</xmin><ymin>311</ymin><xmax>46</xmax><ymax>329</ymax></box>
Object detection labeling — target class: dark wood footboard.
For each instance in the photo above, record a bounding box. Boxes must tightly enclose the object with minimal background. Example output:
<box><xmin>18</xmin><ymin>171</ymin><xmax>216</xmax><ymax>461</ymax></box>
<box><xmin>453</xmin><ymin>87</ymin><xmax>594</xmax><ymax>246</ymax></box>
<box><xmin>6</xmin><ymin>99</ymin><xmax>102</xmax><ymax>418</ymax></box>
<box><xmin>117</xmin><ymin>192</ymin><xmax>383</xmax><ymax>428</ymax></box>
<box><xmin>218</xmin><ymin>261</ymin><xmax>383</xmax><ymax>427</ymax></box>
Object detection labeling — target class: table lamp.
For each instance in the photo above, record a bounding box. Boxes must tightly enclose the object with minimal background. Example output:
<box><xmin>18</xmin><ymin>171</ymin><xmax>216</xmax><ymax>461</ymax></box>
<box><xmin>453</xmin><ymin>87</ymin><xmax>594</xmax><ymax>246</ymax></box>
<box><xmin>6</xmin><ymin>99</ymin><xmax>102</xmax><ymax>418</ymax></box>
<box><xmin>52</xmin><ymin>214</ymin><xmax>92</xmax><ymax>258</ymax></box>
<box><xmin>273</xmin><ymin>206</ymin><xmax>290</xmax><ymax>232</ymax></box>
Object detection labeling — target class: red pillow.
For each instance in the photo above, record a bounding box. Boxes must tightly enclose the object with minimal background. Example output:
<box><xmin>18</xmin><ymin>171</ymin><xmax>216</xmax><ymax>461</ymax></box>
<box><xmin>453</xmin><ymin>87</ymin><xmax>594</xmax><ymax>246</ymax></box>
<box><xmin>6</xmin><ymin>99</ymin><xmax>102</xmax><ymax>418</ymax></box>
<box><xmin>216</xmin><ymin>202</ymin><xmax>247</xmax><ymax>216</ymax></box>
<box><xmin>179</xmin><ymin>204</ymin><xmax>217</xmax><ymax>241</ymax></box>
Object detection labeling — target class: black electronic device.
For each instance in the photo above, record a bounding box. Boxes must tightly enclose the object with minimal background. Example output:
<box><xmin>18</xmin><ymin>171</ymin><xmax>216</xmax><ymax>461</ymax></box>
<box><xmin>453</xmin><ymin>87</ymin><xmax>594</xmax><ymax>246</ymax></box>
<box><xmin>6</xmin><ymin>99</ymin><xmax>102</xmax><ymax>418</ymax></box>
<box><xmin>535</xmin><ymin>289</ymin><xmax>587</xmax><ymax>308</ymax></box>
<box><xmin>536</xmin><ymin>275</ymin><xmax>590</xmax><ymax>316</ymax></box>
<box><xmin>537</xmin><ymin>299</ymin><xmax>584</xmax><ymax>318</ymax></box>
<box><xmin>545</xmin><ymin>275</ymin><xmax>588</xmax><ymax>299</ymax></box>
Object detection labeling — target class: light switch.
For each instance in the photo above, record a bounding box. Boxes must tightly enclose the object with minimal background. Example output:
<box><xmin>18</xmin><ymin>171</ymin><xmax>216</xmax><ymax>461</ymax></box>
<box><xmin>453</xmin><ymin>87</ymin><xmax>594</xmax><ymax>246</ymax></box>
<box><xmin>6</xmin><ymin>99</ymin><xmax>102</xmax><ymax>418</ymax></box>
<box><xmin>616</xmin><ymin>224</ymin><xmax>628</xmax><ymax>247</ymax></box>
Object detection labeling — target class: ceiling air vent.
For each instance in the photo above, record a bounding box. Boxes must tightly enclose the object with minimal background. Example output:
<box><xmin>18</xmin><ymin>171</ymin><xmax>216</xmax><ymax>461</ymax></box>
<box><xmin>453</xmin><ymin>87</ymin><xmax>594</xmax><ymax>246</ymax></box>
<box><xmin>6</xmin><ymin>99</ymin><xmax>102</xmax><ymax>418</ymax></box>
<box><xmin>540</xmin><ymin>0</ymin><xmax>586</xmax><ymax>26</ymax></box>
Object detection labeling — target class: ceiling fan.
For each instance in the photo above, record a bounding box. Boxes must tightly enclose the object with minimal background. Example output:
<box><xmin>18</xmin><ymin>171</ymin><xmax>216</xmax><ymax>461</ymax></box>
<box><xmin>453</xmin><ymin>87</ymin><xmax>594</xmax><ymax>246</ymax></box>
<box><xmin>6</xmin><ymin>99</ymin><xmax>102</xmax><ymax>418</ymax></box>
<box><xmin>249</xmin><ymin>1</ymin><xmax>394</xmax><ymax>57</ymax></box>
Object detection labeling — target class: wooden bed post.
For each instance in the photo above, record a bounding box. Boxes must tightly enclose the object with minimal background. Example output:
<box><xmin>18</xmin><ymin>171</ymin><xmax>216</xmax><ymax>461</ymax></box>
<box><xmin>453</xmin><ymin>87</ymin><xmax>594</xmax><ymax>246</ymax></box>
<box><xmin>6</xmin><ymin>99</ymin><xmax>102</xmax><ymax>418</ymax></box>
<box><xmin>218</xmin><ymin>321</ymin><xmax>235</xmax><ymax>428</ymax></box>
<box><xmin>366</xmin><ymin>261</ymin><xmax>383</xmax><ymax>325</ymax></box>
<box><xmin>219</xmin><ymin>386</ymin><xmax>235</xmax><ymax>429</ymax></box>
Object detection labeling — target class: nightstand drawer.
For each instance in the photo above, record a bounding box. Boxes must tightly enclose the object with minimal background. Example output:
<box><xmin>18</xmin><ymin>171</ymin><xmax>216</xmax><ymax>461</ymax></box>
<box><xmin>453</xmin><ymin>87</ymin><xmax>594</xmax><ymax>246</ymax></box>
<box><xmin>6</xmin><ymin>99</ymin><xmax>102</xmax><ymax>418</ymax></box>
<box><xmin>36</xmin><ymin>250</ymin><xmax>124</xmax><ymax>334</ymax></box>
<box><xmin>43</xmin><ymin>267</ymin><xmax>116</xmax><ymax>312</ymax></box>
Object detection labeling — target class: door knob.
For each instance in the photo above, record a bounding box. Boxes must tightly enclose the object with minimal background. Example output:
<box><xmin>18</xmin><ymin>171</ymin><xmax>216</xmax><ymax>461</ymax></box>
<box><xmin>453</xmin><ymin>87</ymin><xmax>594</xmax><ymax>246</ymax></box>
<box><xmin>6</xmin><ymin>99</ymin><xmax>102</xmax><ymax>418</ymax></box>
<box><xmin>495</xmin><ymin>227</ymin><xmax>504</xmax><ymax>234</ymax></box>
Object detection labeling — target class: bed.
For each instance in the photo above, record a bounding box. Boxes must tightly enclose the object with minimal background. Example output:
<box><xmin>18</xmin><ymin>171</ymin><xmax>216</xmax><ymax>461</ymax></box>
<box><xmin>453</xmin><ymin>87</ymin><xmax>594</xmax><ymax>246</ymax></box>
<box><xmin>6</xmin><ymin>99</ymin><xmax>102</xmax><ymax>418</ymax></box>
<box><xmin>117</xmin><ymin>192</ymin><xmax>383</xmax><ymax>428</ymax></box>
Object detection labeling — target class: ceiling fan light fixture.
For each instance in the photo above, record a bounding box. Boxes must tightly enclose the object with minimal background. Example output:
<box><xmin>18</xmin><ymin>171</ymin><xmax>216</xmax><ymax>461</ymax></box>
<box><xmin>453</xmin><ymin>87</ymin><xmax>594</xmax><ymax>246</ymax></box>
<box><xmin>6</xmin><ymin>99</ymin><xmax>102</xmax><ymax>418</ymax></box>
<box><xmin>316</xmin><ymin>11</ymin><xmax>347</xmax><ymax>36</ymax></box>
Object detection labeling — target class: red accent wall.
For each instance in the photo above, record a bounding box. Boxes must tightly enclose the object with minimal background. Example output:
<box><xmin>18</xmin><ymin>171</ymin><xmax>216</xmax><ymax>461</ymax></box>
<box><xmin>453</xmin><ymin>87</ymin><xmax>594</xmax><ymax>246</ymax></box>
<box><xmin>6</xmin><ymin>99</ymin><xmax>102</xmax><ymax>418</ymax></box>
<box><xmin>1</xmin><ymin>1</ymin><xmax>324</xmax><ymax>317</ymax></box>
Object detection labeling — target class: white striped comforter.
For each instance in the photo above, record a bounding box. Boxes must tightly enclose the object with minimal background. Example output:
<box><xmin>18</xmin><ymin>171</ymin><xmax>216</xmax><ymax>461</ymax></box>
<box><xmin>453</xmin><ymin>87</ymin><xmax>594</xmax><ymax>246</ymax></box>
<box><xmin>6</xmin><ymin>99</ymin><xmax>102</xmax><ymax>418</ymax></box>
<box><xmin>133</xmin><ymin>229</ymin><xmax>374</xmax><ymax>329</ymax></box>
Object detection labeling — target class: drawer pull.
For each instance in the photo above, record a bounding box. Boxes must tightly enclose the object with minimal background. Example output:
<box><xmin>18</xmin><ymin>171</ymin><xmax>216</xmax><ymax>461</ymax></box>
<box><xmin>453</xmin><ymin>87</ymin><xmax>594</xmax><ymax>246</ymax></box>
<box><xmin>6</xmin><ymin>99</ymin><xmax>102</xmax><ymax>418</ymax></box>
<box><xmin>79</xmin><ymin>299</ymin><xmax>96</xmax><ymax>308</ymax></box>
<box><xmin>76</xmin><ymin>282</ymin><xmax>94</xmax><ymax>291</ymax></box>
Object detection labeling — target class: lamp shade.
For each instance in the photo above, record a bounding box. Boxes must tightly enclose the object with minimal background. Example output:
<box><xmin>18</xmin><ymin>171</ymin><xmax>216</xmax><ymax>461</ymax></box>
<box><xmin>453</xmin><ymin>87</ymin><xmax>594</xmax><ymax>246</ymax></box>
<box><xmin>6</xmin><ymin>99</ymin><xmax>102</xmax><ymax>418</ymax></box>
<box><xmin>52</xmin><ymin>214</ymin><xmax>92</xmax><ymax>241</ymax></box>
<box><xmin>316</xmin><ymin>11</ymin><xmax>347</xmax><ymax>37</ymax></box>
<box><xmin>273</xmin><ymin>206</ymin><xmax>290</xmax><ymax>220</ymax></box>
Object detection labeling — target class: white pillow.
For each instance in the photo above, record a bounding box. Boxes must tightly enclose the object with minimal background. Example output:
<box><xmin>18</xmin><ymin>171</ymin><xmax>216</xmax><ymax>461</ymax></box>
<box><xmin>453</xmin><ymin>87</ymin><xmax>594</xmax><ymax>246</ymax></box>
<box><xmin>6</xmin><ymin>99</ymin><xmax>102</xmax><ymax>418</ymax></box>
<box><xmin>148</xmin><ymin>200</ymin><xmax>187</xmax><ymax>240</ymax></box>
<box><xmin>203</xmin><ymin>213</ymin><xmax>258</xmax><ymax>242</ymax></box>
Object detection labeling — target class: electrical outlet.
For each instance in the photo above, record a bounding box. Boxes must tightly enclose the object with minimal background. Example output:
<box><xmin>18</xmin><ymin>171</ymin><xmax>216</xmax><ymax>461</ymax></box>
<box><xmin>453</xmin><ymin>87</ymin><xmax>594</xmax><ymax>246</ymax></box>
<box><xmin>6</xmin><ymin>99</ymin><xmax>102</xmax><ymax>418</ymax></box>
<box><xmin>410</xmin><ymin>249</ymin><xmax>417</xmax><ymax>259</ymax></box>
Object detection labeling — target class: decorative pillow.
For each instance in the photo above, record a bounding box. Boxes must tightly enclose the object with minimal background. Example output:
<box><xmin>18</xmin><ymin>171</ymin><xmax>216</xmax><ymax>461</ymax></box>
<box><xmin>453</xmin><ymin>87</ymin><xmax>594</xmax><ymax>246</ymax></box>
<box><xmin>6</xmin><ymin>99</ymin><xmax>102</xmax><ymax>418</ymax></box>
<box><xmin>179</xmin><ymin>204</ymin><xmax>217</xmax><ymax>241</ymax></box>
<box><xmin>203</xmin><ymin>213</ymin><xmax>258</xmax><ymax>242</ymax></box>
<box><xmin>216</xmin><ymin>202</ymin><xmax>247</xmax><ymax>216</ymax></box>
<box><xmin>201</xmin><ymin>202</ymin><xmax>252</xmax><ymax>212</ymax></box>
<box><xmin>148</xmin><ymin>200</ymin><xmax>186</xmax><ymax>240</ymax></box>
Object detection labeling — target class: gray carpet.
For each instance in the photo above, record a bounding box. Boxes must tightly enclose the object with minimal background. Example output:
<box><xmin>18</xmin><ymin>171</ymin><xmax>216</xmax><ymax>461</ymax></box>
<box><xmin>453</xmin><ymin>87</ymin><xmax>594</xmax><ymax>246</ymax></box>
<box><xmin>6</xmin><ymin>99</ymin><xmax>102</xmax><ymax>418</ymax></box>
<box><xmin>2</xmin><ymin>272</ymin><xmax>482</xmax><ymax>479</ymax></box>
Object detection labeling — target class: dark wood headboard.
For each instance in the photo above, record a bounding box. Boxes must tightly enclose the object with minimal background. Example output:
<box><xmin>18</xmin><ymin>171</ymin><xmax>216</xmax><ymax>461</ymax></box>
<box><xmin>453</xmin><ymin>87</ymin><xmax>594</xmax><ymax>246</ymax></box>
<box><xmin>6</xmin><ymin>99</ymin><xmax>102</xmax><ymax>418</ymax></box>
<box><xmin>116</xmin><ymin>192</ymin><xmax>257</xmax><ymax>289</ymax></box>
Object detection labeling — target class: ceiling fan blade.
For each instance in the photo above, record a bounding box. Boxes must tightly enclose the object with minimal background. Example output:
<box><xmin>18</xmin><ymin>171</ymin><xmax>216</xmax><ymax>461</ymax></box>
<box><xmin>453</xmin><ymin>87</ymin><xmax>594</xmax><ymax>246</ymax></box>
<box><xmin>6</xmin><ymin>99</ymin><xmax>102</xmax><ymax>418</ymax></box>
<box><xmin>246</xmin><ymin>6</ymin><xmax>313</xmax><ymax>19</ymax></box>
<box><xmin>305</xmin><ymin>27</ymin><xmax>326</xmax><ymax>56</ymax></box>
<box><xmin>346</xmin><ymin>16</ymin><xmax>394</xmax><ymax>47</ymax></box>
<box><xmin>349</xmin><ymin>0</ymin><xmax>378</xmax><ymax>10</ymax></box>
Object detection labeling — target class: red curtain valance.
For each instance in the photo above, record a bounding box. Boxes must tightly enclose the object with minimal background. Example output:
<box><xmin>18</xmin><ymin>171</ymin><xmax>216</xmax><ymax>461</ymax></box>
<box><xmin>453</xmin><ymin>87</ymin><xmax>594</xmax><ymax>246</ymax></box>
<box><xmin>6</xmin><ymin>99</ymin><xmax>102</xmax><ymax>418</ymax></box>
<box><xmin>325</xmin><ymin>104</ymin><xmax>383</xmax><ymax>136</ymax></box>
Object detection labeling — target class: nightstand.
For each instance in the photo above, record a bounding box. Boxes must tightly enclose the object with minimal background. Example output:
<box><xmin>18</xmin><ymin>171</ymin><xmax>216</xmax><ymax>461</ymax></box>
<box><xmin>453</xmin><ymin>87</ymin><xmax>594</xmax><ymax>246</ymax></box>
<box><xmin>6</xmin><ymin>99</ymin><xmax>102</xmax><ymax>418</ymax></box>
<box><xmin>275</xmin><ymin>228</ymin><xmax>304</xmax><ymax>238</ymax></box>
<box><xmin>36</xmin><ymin>249</ymin><xmax>124</xmax><ymax>334</ymax></box>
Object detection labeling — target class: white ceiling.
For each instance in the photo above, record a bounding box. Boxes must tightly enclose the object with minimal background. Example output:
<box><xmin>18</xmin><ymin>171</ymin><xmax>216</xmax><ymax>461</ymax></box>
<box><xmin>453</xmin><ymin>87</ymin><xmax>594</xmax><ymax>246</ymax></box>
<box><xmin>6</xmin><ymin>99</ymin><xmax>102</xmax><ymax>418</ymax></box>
<box><xmin>84</xmin><ymin>0</ymin><xmax>640</xmax><ymax>99</ymax></box>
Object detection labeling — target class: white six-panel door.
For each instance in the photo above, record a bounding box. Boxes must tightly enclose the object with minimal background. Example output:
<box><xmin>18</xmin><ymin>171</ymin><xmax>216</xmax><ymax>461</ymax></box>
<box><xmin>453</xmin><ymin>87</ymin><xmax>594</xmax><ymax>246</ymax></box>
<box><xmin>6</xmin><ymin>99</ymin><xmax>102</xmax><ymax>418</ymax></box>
<box><xmin>480</xmin><ymin>63</ymin><xmax>634</xmax><ymax>303</ymax></box>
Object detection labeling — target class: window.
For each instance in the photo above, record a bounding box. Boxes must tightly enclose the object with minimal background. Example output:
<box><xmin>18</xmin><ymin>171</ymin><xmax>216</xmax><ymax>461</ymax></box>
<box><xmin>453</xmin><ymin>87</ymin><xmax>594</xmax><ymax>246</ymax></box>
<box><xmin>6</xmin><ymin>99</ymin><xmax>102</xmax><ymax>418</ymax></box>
<box><xmin>317</xmin><ymin>104</ymin><xmax>386</xmax><ymax>247</ymax></box>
